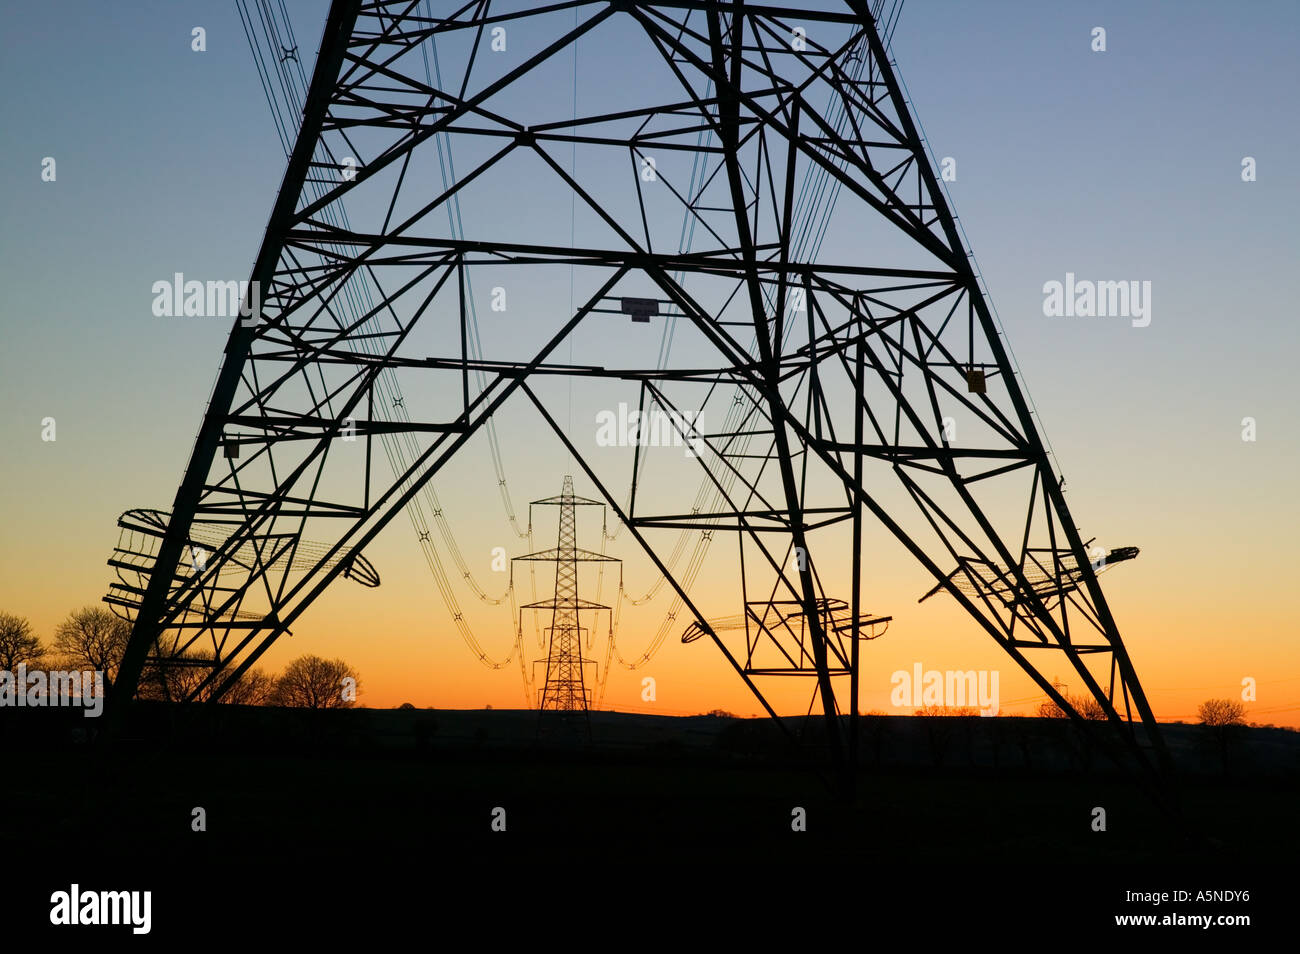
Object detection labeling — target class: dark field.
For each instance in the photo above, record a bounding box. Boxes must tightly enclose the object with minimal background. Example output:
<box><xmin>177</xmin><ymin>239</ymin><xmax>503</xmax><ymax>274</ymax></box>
<box><xmin>4</xmin><ymin>705</ymin><xmax>1291</xmax><ymax>936</ymax></box>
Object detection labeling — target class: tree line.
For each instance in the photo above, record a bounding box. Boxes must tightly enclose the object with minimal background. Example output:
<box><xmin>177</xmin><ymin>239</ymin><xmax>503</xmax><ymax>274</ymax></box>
<box><xmin>0</xmin><ymin>606</ymin><xmax>360</xmax><ymax>709</ymax></box>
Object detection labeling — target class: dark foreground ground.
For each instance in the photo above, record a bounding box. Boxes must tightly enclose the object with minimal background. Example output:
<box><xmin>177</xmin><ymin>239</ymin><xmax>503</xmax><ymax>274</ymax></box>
<box><xmin>2</xmin><ymin>704</ymin><xmax>1292</xmax><ymax>938</ymax></box>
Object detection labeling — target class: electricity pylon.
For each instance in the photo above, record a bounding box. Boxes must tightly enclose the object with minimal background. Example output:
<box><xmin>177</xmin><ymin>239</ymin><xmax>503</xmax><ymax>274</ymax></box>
<box><xmin>104</xmin><ymin>0</ymin><xmax>1174</xmax><ymax>809</ymax></box>
<box><xmin>512</xmin><ymin>476</ymin><xmax>620</xmax><ymax>736</ymax></box>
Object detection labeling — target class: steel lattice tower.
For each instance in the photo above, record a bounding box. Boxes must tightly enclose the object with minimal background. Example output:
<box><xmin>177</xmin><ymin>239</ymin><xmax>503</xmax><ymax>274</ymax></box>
<box><xmin>101</xmin><ymin>0</ymin><xmax>1176</xmax><ymax>808</ymax></box>
<box><xmin>539</xmin><ymin>479</ymin><xmax>587</xmax><ymax>713</ymax></box>
<box><xmin>512</xmin><ymin>476</ymin><xmax>618</xmax><ymax>726</ymax></box>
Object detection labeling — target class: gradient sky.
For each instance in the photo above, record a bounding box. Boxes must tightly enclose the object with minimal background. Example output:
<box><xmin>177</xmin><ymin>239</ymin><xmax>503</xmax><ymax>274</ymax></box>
<box><xmin>1</xmin><ymin>0</ymin><xmax>1297</xmax><ymax>724</ymax></box>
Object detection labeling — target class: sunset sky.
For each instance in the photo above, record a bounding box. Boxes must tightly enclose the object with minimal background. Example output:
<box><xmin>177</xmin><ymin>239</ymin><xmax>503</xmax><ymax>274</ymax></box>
<box><xmin>1</xmin><ymin>0</ymin><xmax>1297</xmax><ymax>726</ymax></box>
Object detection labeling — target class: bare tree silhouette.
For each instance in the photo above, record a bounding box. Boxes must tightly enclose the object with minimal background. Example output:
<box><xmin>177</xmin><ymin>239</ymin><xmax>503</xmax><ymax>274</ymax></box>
<box><xmin>0</xmin><ymin>612</ymin><xmax>43</xmax><ymax>671</ymax></box>
<box><xmin>51</xmin><ymin>606</ymin><xmax>131</xmax><ymax>690</ymax></box>
<box><xmin>222</xmin><ymin>668</ymin><xmax>276</xmax><ymax>706</ymax></box>
<box><xmin>131</xmin><ymin>643</ymin><xmax>279</xmax><ymax>705</ymax></box>
<box><xmin>1198</xmin><ymin>697</ymin><xmax>1247</xmax><ymax>776</ymax></box>
<box><xmin>1038</xmin><ymin>694</ymin><xmax>1106</xmax><ymax>720</ymax></box>
<box><xmin>1198</xmin><ymin>698</ymin><xmax>1246</xmax><ymax>726</ymax></box>
<box><xmin>270</xmin><ymin>655</ymin><xmax>360</xmax><ymax>709</ymax></box>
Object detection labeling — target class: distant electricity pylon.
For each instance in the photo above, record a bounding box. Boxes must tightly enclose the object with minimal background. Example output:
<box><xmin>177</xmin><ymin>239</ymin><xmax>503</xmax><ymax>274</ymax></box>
<box><xmin>103</xmin><ymin>0</ymin><xmax>1174</xmax><ymax>808</ymax></box>
<box><xmin>513</xmin><ymin>476</ymin><xmax>620</xmax><ymax>734</ymax></box>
